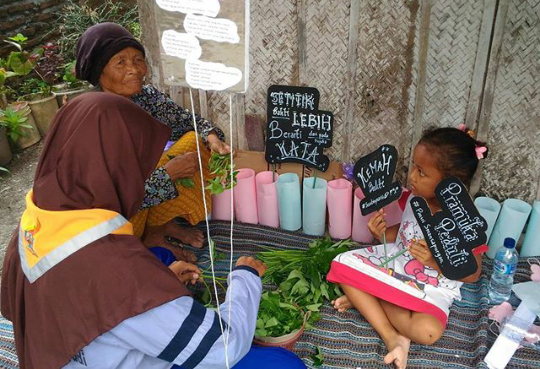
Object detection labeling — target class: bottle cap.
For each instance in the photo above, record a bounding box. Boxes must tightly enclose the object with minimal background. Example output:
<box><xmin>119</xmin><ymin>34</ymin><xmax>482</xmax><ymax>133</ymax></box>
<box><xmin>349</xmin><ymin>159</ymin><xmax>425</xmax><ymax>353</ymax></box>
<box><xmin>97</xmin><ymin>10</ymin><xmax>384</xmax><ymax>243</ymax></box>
<box><xmin>504</xmin><ymin>237</ymin><xmax>516</xmax><ymax>249</ymax></box>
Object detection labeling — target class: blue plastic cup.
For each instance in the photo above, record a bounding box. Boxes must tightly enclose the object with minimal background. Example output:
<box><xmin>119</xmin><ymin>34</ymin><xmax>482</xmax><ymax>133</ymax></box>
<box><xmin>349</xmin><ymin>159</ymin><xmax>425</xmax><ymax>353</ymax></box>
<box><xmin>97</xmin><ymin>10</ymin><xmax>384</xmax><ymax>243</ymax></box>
<box><xmin>488</xmin><ymin>198</ymin><xmax>532</xmax><ymax>259</ymax></box>
<box><xmin>277</xmin><ymin>173</ymin><xmax>302</xmax><ymax>231</ymax></box>
<box><xmin>474</xmin><ymin>196</ymin><xmax>501</xmax><ymax>243</ymax></box>
<box><xmin>302</xmin><ymin>177</ymin><xmax>328</xmax><ymax>236</ymax></box>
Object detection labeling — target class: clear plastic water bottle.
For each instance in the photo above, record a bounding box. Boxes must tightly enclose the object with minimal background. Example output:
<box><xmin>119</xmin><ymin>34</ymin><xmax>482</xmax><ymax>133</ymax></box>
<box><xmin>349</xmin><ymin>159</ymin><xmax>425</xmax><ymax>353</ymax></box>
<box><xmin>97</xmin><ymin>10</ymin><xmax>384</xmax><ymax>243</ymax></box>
<box><xmin>488</xmin><ymin>237</ymin><xmax>518</xmax><ymax>304</ymax></box>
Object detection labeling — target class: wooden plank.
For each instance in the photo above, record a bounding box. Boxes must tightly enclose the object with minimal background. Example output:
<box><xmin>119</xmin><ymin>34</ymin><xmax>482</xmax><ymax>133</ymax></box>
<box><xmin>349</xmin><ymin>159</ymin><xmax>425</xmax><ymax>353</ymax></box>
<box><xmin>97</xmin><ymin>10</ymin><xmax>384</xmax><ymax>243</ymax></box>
<box><xmin>470</xmin><ymin>0</ymin><xmax>510</xmax><ymax>196</ymax></box>
<box><xmin>169</xmin><ymin>86</ymin><xmax>183</xmax><ymax>106</ymax></box>
<box><xmin>234</xmin><ymin>150</ymin><xmax>268</xmax><ymax>173</ymax></box>
<box><xmin>296</xmin><ymin>0</ymin><xmax>307</xmax><ymax>85</ymax></box>
<box><xmin>137</xmin><ymin>0</ymin><xmax>163</xmax><ymax>90</ymax></box>
<box><xmin>198</xmin><ymin>89</ymin><xmax>208</xmax><ymax>118</ymax></box>
<box><xmin>235</xmin><ymin>94</ymin><xmax>248</xmax><ymax>150</ymax></box>
<box><xmin>406</xmin><ymin>0</ymin><xmax>432</xmax><ymax>186</ymax></box>
<box><xmin>464</xmin><ymin>0</ymin><xmax>498</xmax><ymax>130</ymax></box>
<box><xmin>183</xmin><ymin>87</ymin><xmax>190</xmax><ymax>111</ymax></box>
<box><xmin>341</xmin><ymin>0</ymin><xmax>361</xmax><ymax>163</ymax></box>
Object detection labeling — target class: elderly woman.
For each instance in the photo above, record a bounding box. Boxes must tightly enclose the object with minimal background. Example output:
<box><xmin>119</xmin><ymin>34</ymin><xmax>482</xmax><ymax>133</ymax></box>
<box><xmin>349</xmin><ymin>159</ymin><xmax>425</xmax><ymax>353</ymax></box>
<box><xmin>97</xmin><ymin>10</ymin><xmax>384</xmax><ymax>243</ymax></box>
<box><xmin>75</xmin><ymin>22</ymin><xmax>228</xmax><ymax>254</ymax></box>
<box><xmin>1</xmin><ymin>92</ymin><xmax>305</xmax><ymax>369</ymax></box>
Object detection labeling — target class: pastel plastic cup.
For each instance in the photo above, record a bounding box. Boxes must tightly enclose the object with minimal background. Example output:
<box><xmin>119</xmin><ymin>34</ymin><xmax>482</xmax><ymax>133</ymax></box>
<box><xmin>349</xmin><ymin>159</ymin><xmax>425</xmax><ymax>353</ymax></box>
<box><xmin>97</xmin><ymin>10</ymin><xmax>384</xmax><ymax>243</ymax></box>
<box><xmin>327</xmin><ymin>179</ymin><xmax>352</xmax><ymax>239</ymax></box>
<box><xmin>302</xmin><ymin>177</ymin><xmax>328</xmax><ymax>236</ymax></box>
<box><xmin>277</xmin><ymin>173</ymin><xmax>302</xmax><ymax>231</ymax></box>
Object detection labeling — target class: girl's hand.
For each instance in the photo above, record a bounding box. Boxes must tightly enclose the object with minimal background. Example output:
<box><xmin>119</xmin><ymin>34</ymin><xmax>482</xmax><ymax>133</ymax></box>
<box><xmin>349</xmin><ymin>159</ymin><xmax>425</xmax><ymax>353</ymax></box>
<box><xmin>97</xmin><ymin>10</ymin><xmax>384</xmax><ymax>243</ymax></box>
<box><xmin>169</xmin><ymin>261</ymin><xmax>201</xmax><ymax>285</ymax></box>
<box><xmin>408</xmin><ymin>239</ymin><xmax>438</xmax><ymax>269</ymax></box>
<box><xmin>367</xmin><ymin>209</ymin><xmax>386</xmax><ymax>242</ymax></box>
<box><xmin>207</xmin><ymin>132</ymin><xmax>231</xmax><ymax>154</ymax></box>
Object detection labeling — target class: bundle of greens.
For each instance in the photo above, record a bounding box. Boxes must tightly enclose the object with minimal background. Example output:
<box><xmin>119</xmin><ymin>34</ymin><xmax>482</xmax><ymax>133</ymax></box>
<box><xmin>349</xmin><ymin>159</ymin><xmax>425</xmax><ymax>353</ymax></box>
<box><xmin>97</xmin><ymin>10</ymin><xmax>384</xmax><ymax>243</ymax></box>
<box><xmin>206</xmin><ymin>152</ymin><xmax>238</xmax><ymax>195</ymax></box>
<box><xmin>255</xmin><ymin>291</ymin><xmax>305</xmax><ymax>337</ymax></box>
<box><xmin>255</xmin><ymin>237</ymin><xmax>354</xmax><ymax>337</ymax></box>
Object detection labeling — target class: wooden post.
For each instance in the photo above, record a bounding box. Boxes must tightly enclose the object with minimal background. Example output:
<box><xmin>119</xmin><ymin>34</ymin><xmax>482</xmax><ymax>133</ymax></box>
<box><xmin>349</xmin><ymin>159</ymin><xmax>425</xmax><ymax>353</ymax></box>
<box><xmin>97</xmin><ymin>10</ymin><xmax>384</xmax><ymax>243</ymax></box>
<box><xmin>296</xmin><ymin>0</ymin><xmax>307</xmax><ymax>86</ymax></box>
<box><xmin>470</xmin><ymin>0</ymin><xmax>510</xmax><ymax>196</ymax></box>
<box><xmin>341</xmin><ymin>0</ymin><xmax>361</xmax><ymax>163</ymax></box>
<box><xmin>464</xmin><ymin>0</ymin><xmax>498</xmax><ymax>130</ymax></box>
<box><xmin>198</xmin><ymin>89</ymin><xmax>208</xmax><ymax>118</ymax></box>
<box><xmin>137</xmin><ymin>0</ymin><xmax>163</xmax><ymax>90</ymax></box>
<box><xmin>407</xmin><ymin>0</ymin><xmax>432</xmax><ymax>187</ymax></box>
<box><xmin>235</xmin><ymin>94</ymin><xmax>248</xmax><ymax>150</ymax></box>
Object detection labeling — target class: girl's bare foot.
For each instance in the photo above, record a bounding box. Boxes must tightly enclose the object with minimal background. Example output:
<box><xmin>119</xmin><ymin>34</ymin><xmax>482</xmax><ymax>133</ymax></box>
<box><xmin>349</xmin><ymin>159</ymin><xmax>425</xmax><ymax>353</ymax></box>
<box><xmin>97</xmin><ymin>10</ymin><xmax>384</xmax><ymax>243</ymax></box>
<box><xmin>331</xmin><ymin>295</ymin><xmax>353</xmax><ymax>312</ymax></box>
<box><xmin>384</xmin><ymin>334</ymin><xmax>411</xmax><ymax>369</ymax></box>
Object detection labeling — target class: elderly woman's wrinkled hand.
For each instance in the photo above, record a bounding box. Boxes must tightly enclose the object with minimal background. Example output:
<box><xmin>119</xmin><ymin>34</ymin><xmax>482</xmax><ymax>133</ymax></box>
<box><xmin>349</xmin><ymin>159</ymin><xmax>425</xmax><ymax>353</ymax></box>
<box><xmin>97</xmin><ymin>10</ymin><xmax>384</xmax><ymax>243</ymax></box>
<box><xmin>207</xmin><ymin>132</ymin><xmax>231</xmax><ymax>155</ymax></box>
<box><xmin>169</xmin><ymin>261</ymin><xmax>201</xmax><ymax>285</ymax></box>
<box><xmin>164</xmin><ymin>152</ymin><xmax>199</xmax><ymax>181</ymax></box>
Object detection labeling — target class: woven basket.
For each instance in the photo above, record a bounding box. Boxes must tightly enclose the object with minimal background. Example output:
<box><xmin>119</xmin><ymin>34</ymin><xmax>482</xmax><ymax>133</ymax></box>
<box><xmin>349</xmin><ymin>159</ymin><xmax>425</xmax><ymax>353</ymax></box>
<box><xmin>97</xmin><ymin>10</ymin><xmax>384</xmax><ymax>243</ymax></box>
<box><xmin>253</xmin><ymin>311</ymin><xmax>310</xmax><ymax>351</ymax></box>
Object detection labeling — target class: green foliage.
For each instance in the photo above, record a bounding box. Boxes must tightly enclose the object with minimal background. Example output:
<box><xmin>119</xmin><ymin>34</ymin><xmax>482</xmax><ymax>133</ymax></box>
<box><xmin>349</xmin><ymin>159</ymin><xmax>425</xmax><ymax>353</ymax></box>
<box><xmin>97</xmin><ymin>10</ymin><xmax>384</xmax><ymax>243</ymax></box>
<box><xmin>4</xmin><ymin>34</ymin><xmax>43</xmax><ymax>77</ymax></box>
<box><xmin>1</xmin><ymin>34</ymin><xmax>65</xmax><ymax>101</ymax></box>
<box><xmin>176</xmin><ymin>178</ymin><xmax>195</xmax><ymax>188</ymax></box>
<box><xmin>6</xmin><ymin>34</ymin><xmax>28</xmax><ymax>49</ymax></box>
<box><xmin>254</xmin><ymin>237</ymin><xmax>354</xmax><ymax>337</ymax></box>
<box><xmin>17</xmin><ymin>78</ymin><xmax>51</xmax><ymax>97</ymax></box>
<box><xmin>61</xmin><ymin>61</ymin><xmax>85</xmax><ymax>88</ymax></box>
<box><xmin>57</xmin><ymin>0</ymin><xmax>141</xmax><ymax>60</ymax></box>
<box><xmin>311</xmin><ymin>346</ymin><xmax>324</xmax><ymax>366</ymax></box>
<box><xmin>0</xmin><ymin>166</ymin><xmax>9</xmax><ymax>174</ymax></box>
<box><xmin>205</xmin><ymin>152</ymin><xmax>238</xmax><ymax>195</ymax></box>
<box><xmin>255</xmin><ymin>291</ymin><xmax>305</xmax><ymax>338</ymax></box>
<box><xmin>0</xmin><ymin>108</ymin><xmax>33</xmax><ymax>144</ymax></box>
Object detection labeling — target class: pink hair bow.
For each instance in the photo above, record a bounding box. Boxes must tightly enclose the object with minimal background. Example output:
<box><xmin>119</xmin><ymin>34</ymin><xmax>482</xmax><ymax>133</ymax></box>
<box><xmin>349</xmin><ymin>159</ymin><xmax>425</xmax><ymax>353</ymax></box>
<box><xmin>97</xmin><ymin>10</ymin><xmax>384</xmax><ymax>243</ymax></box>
<box><xmin>476</xmin><ymin>145</ymin><xmax>487</xmax><ymax>159</ymax></box>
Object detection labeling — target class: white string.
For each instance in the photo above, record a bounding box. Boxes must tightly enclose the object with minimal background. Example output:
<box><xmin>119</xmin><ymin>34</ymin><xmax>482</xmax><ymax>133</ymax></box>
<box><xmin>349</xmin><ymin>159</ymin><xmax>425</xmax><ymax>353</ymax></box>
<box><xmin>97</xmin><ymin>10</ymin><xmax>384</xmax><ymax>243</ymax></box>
<box><xmin>188</xmin><ymin>88</ymin><xmax>230</xmax><ymax>369</ymax></box>
<box><xmin>225</xmin><ymin>93</ymin><xmax>235</xmax><ymax>350</ymax></box>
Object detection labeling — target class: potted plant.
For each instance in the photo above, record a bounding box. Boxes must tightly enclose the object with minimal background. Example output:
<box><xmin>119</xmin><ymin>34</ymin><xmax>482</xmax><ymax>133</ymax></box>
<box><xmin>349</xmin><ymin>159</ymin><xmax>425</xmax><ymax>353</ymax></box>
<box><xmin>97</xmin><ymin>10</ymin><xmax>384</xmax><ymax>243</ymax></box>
<box><xmin>0</xmin><ymin>106</ymin><xmax>40</xmax><ymax>150</ymax></box>
<box><xmin>3</xmin><ymin>35</ymin><xmax>59</xmax><ymax>136</ymax></box>
<box><xmin>53</xmin><ymin>61</ymin><xmax>91</xmax><ymax>107</ymax></box>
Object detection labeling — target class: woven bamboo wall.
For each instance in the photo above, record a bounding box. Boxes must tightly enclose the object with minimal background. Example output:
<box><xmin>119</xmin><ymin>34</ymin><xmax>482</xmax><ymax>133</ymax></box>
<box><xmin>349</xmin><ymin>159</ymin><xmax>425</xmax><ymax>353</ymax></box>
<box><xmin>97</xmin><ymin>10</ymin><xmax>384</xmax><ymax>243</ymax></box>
<box><xmin>478</xmin><ymin>0</ymin><xmax>540</xmax><ymax>202</ymax></box>
<box><xmin>138</xmin><ymin>0</ymin><xmax>540</xmax><ymax>202</ymax></box>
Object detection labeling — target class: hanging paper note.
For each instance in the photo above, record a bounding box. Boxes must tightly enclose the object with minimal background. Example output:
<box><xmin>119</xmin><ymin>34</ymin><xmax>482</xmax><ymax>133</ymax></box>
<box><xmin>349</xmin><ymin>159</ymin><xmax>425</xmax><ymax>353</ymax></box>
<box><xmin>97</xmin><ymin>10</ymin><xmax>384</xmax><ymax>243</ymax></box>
<box><xmin>353</xmin><ymin>144</ymin><xmax>402</xmax><ymax>216</ymax></box>
<box><xmin>265</xmin><ymin>85</ymin><xmax>334</xmax><ymax>172</ymax></box>
<box><xmin>153</xmin><ymin>0</ymin><xmax>249</xmax><ymax>93</ymax></box>
<box><xmin>410</xmin><ymin>177</ymin><xmax>488</xmax><ymax>280</ymax></box>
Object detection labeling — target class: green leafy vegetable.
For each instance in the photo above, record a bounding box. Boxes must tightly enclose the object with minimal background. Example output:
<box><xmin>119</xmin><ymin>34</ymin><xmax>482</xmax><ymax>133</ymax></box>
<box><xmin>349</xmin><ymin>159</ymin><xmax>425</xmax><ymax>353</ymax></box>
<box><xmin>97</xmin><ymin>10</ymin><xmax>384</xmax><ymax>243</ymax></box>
<box><xmin>255</xmin><ymin>291</ymin><xmax>305</xmax><ymax>338</ymax></box>
<box><xmin>176</xmin><ymin>178</ymin><xmax>195</xmax><ymax>188</ymax></box>
<box><xmin>205</xmin><ymin>152</ymin><xmax>238</xmax><ymax>195</ymax></box>
<box><xmin>311</xmin><ymin>346</ymin><xmax>324</xmax><ymax>366</ymax></box>
<box><xmin>255</xmin><ymin>237</ymin><xmax>354</xmax><ymax>338</ymax></box>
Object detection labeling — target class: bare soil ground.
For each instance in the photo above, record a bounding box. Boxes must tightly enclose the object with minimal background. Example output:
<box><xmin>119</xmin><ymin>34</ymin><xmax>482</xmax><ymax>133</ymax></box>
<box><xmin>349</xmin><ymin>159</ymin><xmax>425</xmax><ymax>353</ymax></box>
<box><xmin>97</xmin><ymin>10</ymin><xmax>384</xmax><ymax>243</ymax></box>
<box><xmin>0</xmin><ymin>141</ymin><xmax>44</xmax><ymax>270</ymax></box>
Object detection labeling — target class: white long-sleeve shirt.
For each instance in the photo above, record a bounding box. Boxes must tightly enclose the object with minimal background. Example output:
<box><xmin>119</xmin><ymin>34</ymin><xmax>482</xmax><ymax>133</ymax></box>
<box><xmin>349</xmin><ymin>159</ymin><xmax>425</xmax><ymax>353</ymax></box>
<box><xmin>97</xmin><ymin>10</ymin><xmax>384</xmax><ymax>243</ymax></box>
<box><xmin>64</xmin><ymin>267</ymin><xmax>262</xmax><ymax>369</ymax></box>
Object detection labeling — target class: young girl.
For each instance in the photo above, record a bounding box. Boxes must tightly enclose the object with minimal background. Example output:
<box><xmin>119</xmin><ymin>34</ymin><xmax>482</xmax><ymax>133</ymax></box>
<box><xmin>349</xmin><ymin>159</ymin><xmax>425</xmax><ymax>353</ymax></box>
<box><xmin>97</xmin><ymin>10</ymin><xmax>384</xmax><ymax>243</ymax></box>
<box><xmin>327</xmin><ymin>126</ymin><xmax>489</xmax><ymax>369</ymax></box>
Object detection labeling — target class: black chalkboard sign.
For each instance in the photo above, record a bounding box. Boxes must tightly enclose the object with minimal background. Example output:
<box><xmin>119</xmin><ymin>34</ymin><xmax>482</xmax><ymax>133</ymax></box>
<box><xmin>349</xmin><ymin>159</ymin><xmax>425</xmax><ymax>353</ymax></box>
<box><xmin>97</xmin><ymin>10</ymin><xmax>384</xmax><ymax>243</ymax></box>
<box><xmin>265</xmin><ymin>85</ymin><xmax>333</xmax><ymax>172</ymax></box>
<box><xmin>353</xmin><ymin>145</ymin><xmax>402</xmax><ymax>215</ymax></box>
<box><xmin>410</xmin><ymin>177</ymin><xmax>488</xmax><ymax>280</ymax></box>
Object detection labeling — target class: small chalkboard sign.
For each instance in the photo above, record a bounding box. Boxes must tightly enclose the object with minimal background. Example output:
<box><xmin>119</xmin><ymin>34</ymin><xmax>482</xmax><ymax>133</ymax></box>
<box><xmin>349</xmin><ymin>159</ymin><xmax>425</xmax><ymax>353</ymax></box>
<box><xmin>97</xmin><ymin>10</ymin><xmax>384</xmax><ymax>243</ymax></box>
<box><xmin>353</xmin><ymin>145</ymin><xmax>402</xmax><ymax>215</ymax></box>
<box><xmin>265</xmin><ymin>85</ymin><xmax>333</xmax><ymax>172</ymax></box>
<box><xmin>410</xmin><ymin>177</ymin><xmax>488</xmax><ymax>280</ymax></box>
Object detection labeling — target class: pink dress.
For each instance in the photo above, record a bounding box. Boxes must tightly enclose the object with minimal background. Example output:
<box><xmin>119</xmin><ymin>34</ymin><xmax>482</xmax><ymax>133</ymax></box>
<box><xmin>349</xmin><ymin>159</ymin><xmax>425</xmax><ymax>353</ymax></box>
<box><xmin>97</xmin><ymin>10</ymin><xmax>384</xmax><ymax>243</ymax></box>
<box><xmin>327</xmin><ymin>195</ymin><xmax>462</xmax><ymax>327</ymax></box>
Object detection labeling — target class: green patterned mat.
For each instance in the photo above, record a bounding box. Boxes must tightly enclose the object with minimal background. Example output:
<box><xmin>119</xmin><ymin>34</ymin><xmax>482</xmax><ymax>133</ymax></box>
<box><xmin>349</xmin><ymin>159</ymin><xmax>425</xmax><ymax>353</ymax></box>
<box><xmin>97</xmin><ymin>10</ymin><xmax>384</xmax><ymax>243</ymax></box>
<box><xmin>1</xmin><ymin>220</ymin><xmax>539</xmax><ymax>368</ymax></box>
